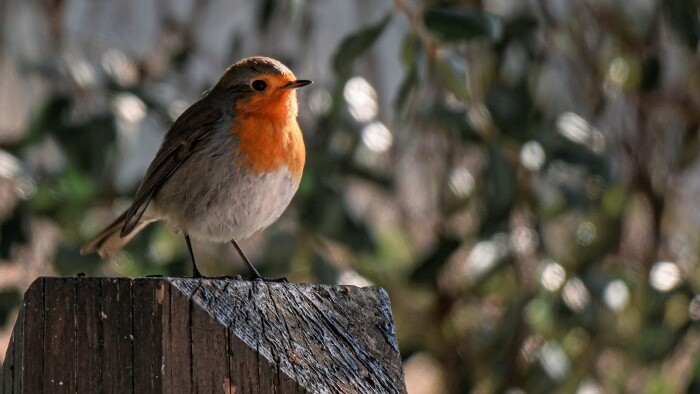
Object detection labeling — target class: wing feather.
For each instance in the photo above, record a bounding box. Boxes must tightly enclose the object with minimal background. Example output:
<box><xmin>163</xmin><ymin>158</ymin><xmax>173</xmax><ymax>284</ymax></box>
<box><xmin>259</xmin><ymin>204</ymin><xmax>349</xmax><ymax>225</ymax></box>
<box><xmin>120</xmin><ymin>103</ymin><xmax>223</xmax><ymax>236</ymax></box>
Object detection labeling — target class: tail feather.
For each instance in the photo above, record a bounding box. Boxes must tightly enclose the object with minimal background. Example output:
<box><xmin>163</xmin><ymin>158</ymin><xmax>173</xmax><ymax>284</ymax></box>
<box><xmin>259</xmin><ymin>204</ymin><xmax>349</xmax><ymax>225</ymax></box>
<box><xmin>81</xmin><ymin>210</ymin><xmax>154</xmax><ymax>258</ymax></box>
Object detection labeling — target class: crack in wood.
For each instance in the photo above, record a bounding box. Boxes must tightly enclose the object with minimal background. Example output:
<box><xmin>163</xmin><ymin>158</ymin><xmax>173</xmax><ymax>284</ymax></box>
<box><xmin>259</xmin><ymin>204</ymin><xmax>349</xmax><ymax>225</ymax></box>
<box><xmin>3</xmin><ymin>278</ymin><xmax>406</xmax><ymax>393</ymax></box>
<box><xmin>129</xmin><ymin>280</ymin><xmax>135</xmax><ymax>391</ymax></box>
<box><xmin>267</xmin><ymin>284</ymin><xmax>299</xmax><ymax>388</ymax></box>
<box><xmin>72</xmin><ymin>280</ymin><xmax>78</xmax><ymax>390</ymax></box>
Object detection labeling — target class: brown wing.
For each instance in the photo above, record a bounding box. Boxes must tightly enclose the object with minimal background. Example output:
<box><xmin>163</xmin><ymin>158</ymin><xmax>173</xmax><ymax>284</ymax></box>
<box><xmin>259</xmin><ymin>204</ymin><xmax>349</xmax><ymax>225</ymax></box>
<box><xmin>120</xmin><ymin>102</ymin><xmax>223</xmax><ymax>236</ymax></box>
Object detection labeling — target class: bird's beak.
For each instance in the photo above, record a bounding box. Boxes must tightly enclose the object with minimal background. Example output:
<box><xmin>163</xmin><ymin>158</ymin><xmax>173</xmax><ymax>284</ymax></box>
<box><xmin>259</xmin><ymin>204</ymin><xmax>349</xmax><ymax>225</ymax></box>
<box><xmin>283</xmin><ymin>80</ymin><xmax>312</xmax><ymax>89</ymax></box>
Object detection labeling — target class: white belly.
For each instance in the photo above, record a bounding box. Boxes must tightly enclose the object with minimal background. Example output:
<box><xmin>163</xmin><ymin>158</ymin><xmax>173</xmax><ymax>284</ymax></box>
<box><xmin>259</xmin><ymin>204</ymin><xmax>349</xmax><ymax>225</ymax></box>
<box><xmin>152</xmin><ymin>140</ymin><xmax>300</xmax><ymax>242</ymax></box>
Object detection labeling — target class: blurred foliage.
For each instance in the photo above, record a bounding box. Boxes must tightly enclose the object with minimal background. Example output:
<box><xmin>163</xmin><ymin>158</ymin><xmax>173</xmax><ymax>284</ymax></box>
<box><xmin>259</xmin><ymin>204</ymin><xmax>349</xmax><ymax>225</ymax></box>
<box><xmin>1</xmin><ymin>0</ymin><xmax>700</xmax><ymax>392</ymax></box>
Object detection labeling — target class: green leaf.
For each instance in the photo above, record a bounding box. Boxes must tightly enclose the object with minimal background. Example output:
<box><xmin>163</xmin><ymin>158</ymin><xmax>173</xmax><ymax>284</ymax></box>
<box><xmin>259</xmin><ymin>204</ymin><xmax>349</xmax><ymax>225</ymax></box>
<box><xmin>0</xmin><ymin>290</ymin><xmax>21</xmax><ymax>326</ymax></box>
<box><xmin>332</xmin><ymin>13</ymin><xmax>392</xmax><ymax>76</ymax></box>
<box><xmin>601</xmin><ymin>185</ymin><xmax>627</xmax><ymax>217</ymax></box>
<box><xmin>435</xmin><ymin>51</ymin><xmax>469</xmax><ymax>101</ymax></box>
<box><xmin>410</xmin><ymin>236</ymin><xmax>461</xmax><ymax>285</ymax></box>
<box><xmin>0</xmin><ymin>205</ymin><xmax>30</xmax><ymax>258</ymax></box>
<box><xmin>481</xmin><ymin>146</ymin><xmax>516</xmax><ymax>234</ymax></box>
<box><xmin>395</xmin><ymin>67</ymin><xmax>419</xmax><ymax>112</ymax></box>
<box><xmin>298</xmin><ymin>181</ymin><xmax>376</xmax><ymax>252</ymax></box>
<box><xmin>423</xmin><ymin>7</ymin><xmax>502</xmax><ymax>42</ymax></box>
<box><xmin>59</xmin><ymin>167</ymin><xmax>97</xmax><ymax>203</ymax></box>
<box><xmin>400</xmin><ymin>33</ymin><xmax>422</xmax><ymax>70</ymax></box>
<box><xmin>485</xmin><ymin>82</ymin><xmax>532</xmax><ymax>139</ymax></box>
<box><xmin>425</xmin><ymin>101</ymin><xmax>481</xmax><ymax>142</ymax></box>
<box><xmin>663</xmin><ymin>0</ymin><xmax>700</xmax><ymax>49</ymax></box>
<box><xmin>24</xmin><ymin>95</ymin><xmax>72</xmax><ymax>146</ymax></box>
<box><xmin>395</xmin><ymin>34</ymin><xmax>424</xmax><ymax>112</ymax></box>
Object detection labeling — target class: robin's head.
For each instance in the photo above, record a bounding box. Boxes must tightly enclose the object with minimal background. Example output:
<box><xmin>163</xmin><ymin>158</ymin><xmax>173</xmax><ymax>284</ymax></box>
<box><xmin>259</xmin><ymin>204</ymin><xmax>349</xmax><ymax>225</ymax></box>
<box><xmin>214</xmin><ymin>56</ymin><xmax>311</xmax><ymax>118</ymax></box>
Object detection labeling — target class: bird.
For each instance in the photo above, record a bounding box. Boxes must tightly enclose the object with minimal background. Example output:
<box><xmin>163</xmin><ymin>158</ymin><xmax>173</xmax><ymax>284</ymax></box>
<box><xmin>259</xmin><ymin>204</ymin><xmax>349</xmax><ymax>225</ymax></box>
<box><xmin>80</xmin><ymin>56</ymin><xmax>311</xmax><ymax>280</ymax></box>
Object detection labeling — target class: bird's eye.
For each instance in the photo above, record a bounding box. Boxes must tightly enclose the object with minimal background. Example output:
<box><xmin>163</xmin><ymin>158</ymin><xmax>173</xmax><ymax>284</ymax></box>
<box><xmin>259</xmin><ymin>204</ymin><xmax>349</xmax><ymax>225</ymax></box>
<box><xmin>251</xmin><ymin>80</ymin><xmax>267</xmax><ymax>91</ymax></box>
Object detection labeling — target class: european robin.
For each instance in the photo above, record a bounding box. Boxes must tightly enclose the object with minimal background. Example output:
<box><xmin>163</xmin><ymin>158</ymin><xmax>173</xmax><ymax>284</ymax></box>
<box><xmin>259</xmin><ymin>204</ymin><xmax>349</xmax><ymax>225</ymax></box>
<box><xmin>81</xmin><ymin>56</ymin><xmax>311</xmax><ymax>280</ymax></box>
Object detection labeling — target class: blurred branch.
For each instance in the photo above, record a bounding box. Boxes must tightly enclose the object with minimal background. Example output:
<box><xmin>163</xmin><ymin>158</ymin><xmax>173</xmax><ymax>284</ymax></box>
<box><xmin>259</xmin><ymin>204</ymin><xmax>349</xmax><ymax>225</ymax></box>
<box><xmin>338</xmin><ymin>160</ymin><xmax>393</xmax><ymax>188</ymax></box>
<box><xmin>394</xmin><ymin>0</ymin><xmax>437</xmax><ymax>61</ymax></box>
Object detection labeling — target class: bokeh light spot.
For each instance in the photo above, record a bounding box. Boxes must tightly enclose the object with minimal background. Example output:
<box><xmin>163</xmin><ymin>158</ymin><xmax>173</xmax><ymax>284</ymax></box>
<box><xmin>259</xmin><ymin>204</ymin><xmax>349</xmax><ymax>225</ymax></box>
<box><xmin>520</xmin><ymin>141</ymin><xmax>545</xmax><ymax>171</ymax></box>
<box><xmin>649</xmin><ymin>261</ymin><xmax>681</xmax><ymax>292</ymax></box>
<box><xmin>101</xmin><ymin>49</ymin><xmax>139</xmax><ymax>86</ymax></box>
<box><xmin>461</xmin><ymin>235</ymin><xmax>509</xmax><ymax>282</ymax></box>
<box><xmin>603</xmin><ymin>280</ymin><xmax>630</xmax><ymax>311</ymax></box>
<box><xmin>0</xmin><ymin>150</ymin><xmax>36</xmax><ymax>198</ymax></box>
<box><xmin>557</xmin><ymin>112</ymin><xmax>591</xmax><ymax>145</ymax></box>
<box><xmin>541</xmin><ymin>260</ymin><xmax>566</xmax><ymax>292</ymax></box>
<box><xmin>65</xmin><ymin>53</ymin><xmax>96</xmax><ymax>88</ymax></box>
<box><xmin>467</xmin><ymin>103</ymin><xmax>494</xmax><ymax>131</ymax></box>
<box><xmin>113</xmin><ymin>93</ymin><xmax>147</xmax><ymax>124</ymax></box>
<box><xmin>539</xmin><ymin>341</ymin><xmax>570</xmax><ymax>381</ymax></box>
<box><xmin>511</xmin><ymin>226</ymin><xmax>538</xmax><ymax>254</ymax></box>
<box><xmin>520</xmin><ymin>335</ymin><xmax>544</xmax><ymax>363</ymax></box>
<box><xmin>343</xmin><ymin>76</ymin><xmax>378</xmax><ymax>123</ymax></box>
<box><xmin>448</xmin><ymin>167</ymin><xmax>475</xmax><ymax>198</ymax></box>
<box><xmin>337</xmin><ymin>269</ymin><xmax>373</xmax><ymax>287</ymax></box>
<box><xmin>689</xmin><ymin>295</ymin><xmax>700</xmax><ymax>321</ymax></box>
<box><xmin>577</xmin><ymin>378</ymin><xmax>603</xmax><ymax>394</ymax></box>
<box><xmin>562</xmin><ymin>277</ymin><xmax>590</xmax><ymax>312</ymax></box>
<box><xmin>575</xmin><ymin>221</ymin><xmax>597</xmax><ymax>246</ymax></box>
<box><xmin>608</xmin><ymin>57</ymin><xmax>630</xmax><ymax>87</ymax></box>
<box><xmin>361</xmin><ymin>121</ymin><xmax>392</xmax><ymax>153</ymax></box>
<box><xmin>465</xmin><ymin>240</ymin><xmax>497</xmax><ymax>278</ymax></box>
<box><xmin>308</xmin><ymin>88</ymin><xmax>332</xmax><ymax>116</ymax></box>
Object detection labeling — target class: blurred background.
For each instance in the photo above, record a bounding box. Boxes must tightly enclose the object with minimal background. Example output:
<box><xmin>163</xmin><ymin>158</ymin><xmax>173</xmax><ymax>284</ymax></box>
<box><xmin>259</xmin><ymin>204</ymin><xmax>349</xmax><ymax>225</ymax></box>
<box><xmin>1</xmin><ymin>0</ymin><xmax>699</xmax><ymax>392</ymax></box>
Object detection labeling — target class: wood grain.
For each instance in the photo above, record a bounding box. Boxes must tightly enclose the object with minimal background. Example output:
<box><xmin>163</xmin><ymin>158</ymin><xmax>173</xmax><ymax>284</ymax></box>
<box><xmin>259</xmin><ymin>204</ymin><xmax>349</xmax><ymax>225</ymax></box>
<box><xmin>43</xmin><ymin>277</ymin><xmax>77</xmax><ymax>392</ymax></box>
<box><xmin>101</xmin><ymin>278</ymin><xmax>134</xmax><ymax>388</ymax></box>
<box><xmin>132</xmin><ymin>278</ymin><xmax>165</xmax><ymax>391</ymax></box>
<box><xmin>20</xmin><ymin>278</ymin><xmax>44</xmax><ymax>394</ymax></box>
<box><xmin>75</xmin><ymin>277</ymin><xmax>102</xmax><ymax>392</ymax></box>
<box><xmin>1</xmin><ymin>277</ymin><xmax>406</xmax><ymax>393</ymax></box>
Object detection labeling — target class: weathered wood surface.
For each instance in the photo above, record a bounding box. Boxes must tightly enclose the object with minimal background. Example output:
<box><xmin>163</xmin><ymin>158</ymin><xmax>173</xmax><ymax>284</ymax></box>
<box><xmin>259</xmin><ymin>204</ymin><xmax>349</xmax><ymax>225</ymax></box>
<box><xmin>1</xmin><ymin>277</ymin><xmax>406</xmax><ymax>393</ymax></box>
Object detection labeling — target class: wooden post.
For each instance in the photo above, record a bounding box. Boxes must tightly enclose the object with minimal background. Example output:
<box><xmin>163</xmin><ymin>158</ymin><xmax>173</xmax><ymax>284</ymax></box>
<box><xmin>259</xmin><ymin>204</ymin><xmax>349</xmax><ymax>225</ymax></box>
<box><xmin>1</xmin><ymin>277</ymin><xmax>406</xmax><ymax>393</ymax></box>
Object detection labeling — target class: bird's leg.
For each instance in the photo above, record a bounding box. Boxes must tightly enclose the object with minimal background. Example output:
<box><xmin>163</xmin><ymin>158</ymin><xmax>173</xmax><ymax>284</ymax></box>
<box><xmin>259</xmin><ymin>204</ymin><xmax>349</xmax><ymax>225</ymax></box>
<box><xmin>229</xmin><ymin>238</ymin><xmax>287</xmax><ymax>282</ymax></box>
<box><xmin>185</xmin><ymin>235</ymin><xmax>203</xmax><ymax>278</ymax></box>
<box><xmin>230</xmin><ymin>238</ymin><xmax>262</xmax><ymax>279</ymax></box>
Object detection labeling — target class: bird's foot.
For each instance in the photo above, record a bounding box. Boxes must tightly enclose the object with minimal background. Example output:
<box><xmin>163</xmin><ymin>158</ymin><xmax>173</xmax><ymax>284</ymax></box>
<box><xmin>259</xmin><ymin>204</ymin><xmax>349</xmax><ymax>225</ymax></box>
<box><xmin>205</xmin><ymin>275</ymin><xmax>244</xmax><ymax>280</ymax></box>
<box><xmin>250</xmin><ymin>274</ymin><xmax>288</xmax><ymax>283</ymax></box>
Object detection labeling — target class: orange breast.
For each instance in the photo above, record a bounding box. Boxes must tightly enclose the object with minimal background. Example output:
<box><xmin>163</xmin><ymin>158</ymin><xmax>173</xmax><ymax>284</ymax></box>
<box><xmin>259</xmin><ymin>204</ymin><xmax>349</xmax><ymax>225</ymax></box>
<box><xmin>232</xmin><ymin>113</ymin><xmax>305</xmax><ymax>180</ymax></box>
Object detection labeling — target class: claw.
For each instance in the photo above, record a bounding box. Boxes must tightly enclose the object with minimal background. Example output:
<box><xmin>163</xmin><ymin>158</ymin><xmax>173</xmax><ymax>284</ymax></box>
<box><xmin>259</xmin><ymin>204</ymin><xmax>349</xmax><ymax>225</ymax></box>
<box><xmin>250</xmin><ymin>274</ymin><xmax>288</xmax><ymax>283</ymax></box>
